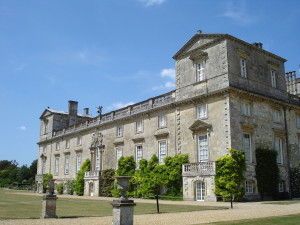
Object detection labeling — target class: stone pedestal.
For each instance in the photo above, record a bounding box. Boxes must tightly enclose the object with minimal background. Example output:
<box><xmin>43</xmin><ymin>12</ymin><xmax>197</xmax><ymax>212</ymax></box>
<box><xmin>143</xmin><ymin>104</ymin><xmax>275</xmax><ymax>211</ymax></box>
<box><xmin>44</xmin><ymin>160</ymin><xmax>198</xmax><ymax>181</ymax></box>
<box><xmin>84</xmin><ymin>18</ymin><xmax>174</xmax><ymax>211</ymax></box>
<box><xmin>41</xmin><ymin>195</ymin><xmax>58</xmax><ymax>219</ymax></box>
<box><xmin>112</xmin><ymin>200</ymin><xmax>136</xmax><ymax>225</ymax></box>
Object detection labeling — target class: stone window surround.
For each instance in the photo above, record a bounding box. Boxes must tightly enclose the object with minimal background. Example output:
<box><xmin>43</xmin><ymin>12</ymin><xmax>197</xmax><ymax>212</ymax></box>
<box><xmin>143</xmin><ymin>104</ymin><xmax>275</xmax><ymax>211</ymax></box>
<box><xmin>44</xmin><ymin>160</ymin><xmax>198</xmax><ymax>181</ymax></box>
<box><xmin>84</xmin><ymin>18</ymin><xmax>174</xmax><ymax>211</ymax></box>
<box><xmin>273</xmin><ymin>129</ymin><xmax>286</xmax><ymax>165</ymax></box>
<box><xmin>135</xmin><ymin>144</ymin><xmax>143</xmax><ymax>169</ymax></box>
<box><xmin>77</xmin><ymin>136</ymin><xmax>82</xmax><ymax>146</ymax></box>
<box><xmin>195</xmin><ymin>102</ymin><xmax>208</xmax><ymax>120</ymax></box>
<box><xmin>54</xmin><ymin>155</ymin><xmax>60</xmax><ymax>176</ymax></box>
<box><xmin>240</xmin><ymin>123</ymin><xmax>256</xmax><ymax>164</ymax></box>
<box><xmin>135</xmin><ymin>120</ymin><xmax>144</xmax><ymax>133</ymax></box>
<box><xmin>197</xmin><ymin>133</ymin><xmax>209</xmax><ymax>162</ymax></box>
<box><xmin>158</xmin><ymin>115</ymin><xmax>167</xmax><ymax>128</ymax></box>
<box><xmin>236</xmin><ymin>48</ymin><xmax>250</xmax><ymax>79</ymax></box>
<box><xmin>116</xmin><ymin>125</ymin><xmax>123</xmax><ymax>137</ymax></box>
<box><xmin>245</xmin><ymin>180</ymin><xmax>255</xmax><ymax>195</ymax></box>
<box><xmin>158</xmin><ymin>140</ymin><xmax>167</xmax><ymax>164</ymax></box>
<box><xmin>272</xmin><ymin>107</ymin><xmax>282</xmax><ymax>124</ymax></box>
<box><xmin>64</xmin><ymin>153</ymin><xmax>70</xmax><ymax>175</ymax></box>
<box><xmin>240</xmin><ymin>100</ymin><xmax>252</xmax><ymax>117</ymax></box>
<box><xmin>75</xmin><ymin>150</ymin><xmax>82</xmax><ymax>173</ymax></box>
<box><xmin>267</xmin><ymin>61</ymin><xmax>279</xmax><ymax>89</ymax></box>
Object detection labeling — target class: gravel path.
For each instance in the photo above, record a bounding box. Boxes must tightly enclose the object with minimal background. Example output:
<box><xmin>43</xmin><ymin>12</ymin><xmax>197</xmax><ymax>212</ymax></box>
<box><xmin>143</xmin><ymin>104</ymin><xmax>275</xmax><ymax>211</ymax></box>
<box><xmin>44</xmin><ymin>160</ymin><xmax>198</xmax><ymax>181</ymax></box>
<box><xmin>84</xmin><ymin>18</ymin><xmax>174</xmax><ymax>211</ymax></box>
<box><xmin>1</xmin><ymin>192</ymin><xmax>300</xmax><ymax>225</ymax></box>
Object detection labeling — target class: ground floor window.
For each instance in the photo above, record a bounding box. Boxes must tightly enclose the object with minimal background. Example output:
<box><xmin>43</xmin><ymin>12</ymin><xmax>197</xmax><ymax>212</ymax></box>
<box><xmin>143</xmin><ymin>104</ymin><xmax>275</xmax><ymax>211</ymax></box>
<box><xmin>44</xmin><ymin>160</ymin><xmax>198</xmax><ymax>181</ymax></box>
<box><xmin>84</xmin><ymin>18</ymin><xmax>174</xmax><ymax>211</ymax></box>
<box><xmin>54</xmin><ymin>157</ymin><xmax>59</xmax><ymax>176</ymax></box>
<box><xmin>245</xmin><ymin>180</ymin><xmax>254</xmax><ymax>194</ymax></box>
<box><xmin>196</xmin><ymin>181</ymin><xmax>205</xmax><ymax>201</ymax></box>
<box><xmin>115</xmin><ymin>146</ymin><xmax>123</xmax><ymax>169</ymax></box>
<box><xmin>279</xmin><ymin>180</ymin><xmax>285</xmax><ymax>192</ymax></box>
<box><xmin>274</xmin><ymin>138</ymin><xmax>283</xmax><ymax>164</ymax></box>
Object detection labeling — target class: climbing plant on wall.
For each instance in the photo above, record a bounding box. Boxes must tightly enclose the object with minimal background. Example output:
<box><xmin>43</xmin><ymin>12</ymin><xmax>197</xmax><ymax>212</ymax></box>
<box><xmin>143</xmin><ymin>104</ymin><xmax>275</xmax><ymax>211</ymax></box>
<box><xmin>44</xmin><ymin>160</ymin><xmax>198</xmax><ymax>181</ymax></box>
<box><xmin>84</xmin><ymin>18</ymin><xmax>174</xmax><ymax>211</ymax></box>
<box><xmin>100</xmin><ymin>168</ymin><xmax>115</xmax><ymax>197</ymax></box>
<box><xmin>74</xmin><ymin>159</ymin><xmax>90</xmax><ymax>196</ymax></box>
<box><xmin>291</xmin><ymin>166</ymin><xmax>300</xmax><ymax>198</ymax></box>
<box><xmin>214</xmin><ymin>149</ymin><xmax>246</xmax><ymax>208</ymax></box>
<box><xmin>255</xmin><ymin>147</ymin><xmax>279</xmax><ymax>200</ymax></box>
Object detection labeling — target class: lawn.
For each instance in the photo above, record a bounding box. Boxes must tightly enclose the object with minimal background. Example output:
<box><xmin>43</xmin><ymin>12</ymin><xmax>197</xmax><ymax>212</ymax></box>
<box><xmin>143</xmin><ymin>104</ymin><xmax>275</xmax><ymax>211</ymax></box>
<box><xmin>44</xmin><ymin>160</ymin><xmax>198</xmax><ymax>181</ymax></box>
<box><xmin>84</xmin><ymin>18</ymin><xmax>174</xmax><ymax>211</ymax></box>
<box><xmin>262</xmin><ymin>200</ymin><xmax>300</xmax><ymax>205</ymax></box>
<box><xmin>0</xmin><ymin>188</ymin><xmax>227</xmax><ymax>219</ymax></box>
<box><xmin>199</xmin><ymin>214</ymin><xmax>300</xmax><ymax>225</ymax></box>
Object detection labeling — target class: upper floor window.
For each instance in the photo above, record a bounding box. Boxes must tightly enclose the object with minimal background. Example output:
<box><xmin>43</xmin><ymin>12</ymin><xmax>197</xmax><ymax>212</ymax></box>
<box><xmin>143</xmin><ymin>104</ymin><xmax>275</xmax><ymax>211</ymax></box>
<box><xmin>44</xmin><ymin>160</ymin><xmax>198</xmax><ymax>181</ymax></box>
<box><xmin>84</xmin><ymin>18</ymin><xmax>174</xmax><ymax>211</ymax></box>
<box><xmin>273</xmin><ymin>109</ymin><xmax>281</xmax><ymax>123</ymax></box>
<box><xmin>135</xmin><ymin>145</ymin><xmax>143</xmax><ymax>168</ymax></box>
<box><xmin>136</xmin><ymin>120</ymin><xmax>143</xmax><ymax>133</ymax></box>
<box><xmin>158</xmin><ymin>115</ymin><xmax>167</xmax><ymax>128</ymax></box>
<box><xmin>76</xmin><ymin>153</ymin><xmax>82</xmax><ymax>173</ymax></box>
<box><xmin>42</xmin><ymin>145</ymin><xmax>47</xmax><ymax>153</ymax></box>
<box><xmin>274</xmin><ymin>137</ymin><xmax>283</xmax><ymax>164</ymax></box>
<box><xmin>243</xmin><ymin>133</ymin><xmax>251</xmax><ymax>162</ymax></box>
<box><xmin>65</xmin><ymin>139</ymin><xmax>70</xmax><ymax>148</ymax></box>
<box><xmin>271</xmin><ymin>70</ymin><xmax>277</xmax><ymax>88</ymax></box>
<box><xmin>198</xmin><ymin>134</ymin><xmax>208</xmax><ymax>162</ymax></box>
<box><xmin>117</xmin><ymin>126</ymin><xmax>123</xmax><ymax>137</ymax></box>
<box><xmin>77</xmin><ymin>136</ymin><xmax>82</xmax><ymax>146</ymax></box>
<box><xmin>196</xmin><ymin>62</ymin><xmax>205</xmax><ymax>82</ymax></box>
<box><xmin>44</xmin><ymin>119</ymin><xmax>48</xmax><ymax>134</ymax></box>
<box><xmin>56</xmin><ymin>142</ymin><xmax>60</xmax><ymax>151</ymax></box>
<box><xmin>241</xmin><ymin>102</ymin><xmax>251</xmax><ymax>116</ymax></box>
<box><xmin>240</xmin><ymin>58</ymin><xmax>247</xmax><ymax>78</ymax></box>
<box><xmin>197</xmin><ymin>104</ymin><xmax>207</xmax><ymax>119</ymax></box>
<box><xmin>41</xmin><ymin>157</ymin><xmax>46</xmax><ymax>174</ymax></box>
<box><xmin>158</xmin><ymin>141</ymin><xmax>167</xmax><ymax>164</ymax></box>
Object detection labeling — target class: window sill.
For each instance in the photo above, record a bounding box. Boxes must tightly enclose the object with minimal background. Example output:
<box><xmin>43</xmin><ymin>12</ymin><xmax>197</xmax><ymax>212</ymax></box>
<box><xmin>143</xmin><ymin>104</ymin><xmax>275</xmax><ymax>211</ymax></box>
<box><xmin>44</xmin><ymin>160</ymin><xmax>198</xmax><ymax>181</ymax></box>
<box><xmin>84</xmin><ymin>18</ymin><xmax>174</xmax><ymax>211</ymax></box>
<box><xmin>193</xmin><ymin>80</ymin><xmax>207</xmax><ymax>86</ymax></box>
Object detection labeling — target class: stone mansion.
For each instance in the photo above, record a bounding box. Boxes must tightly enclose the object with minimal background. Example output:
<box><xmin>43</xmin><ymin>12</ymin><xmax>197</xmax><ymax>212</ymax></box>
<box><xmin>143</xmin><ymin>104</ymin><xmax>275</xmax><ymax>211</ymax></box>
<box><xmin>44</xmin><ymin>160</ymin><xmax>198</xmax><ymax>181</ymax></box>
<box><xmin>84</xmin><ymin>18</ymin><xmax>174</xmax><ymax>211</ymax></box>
<box><xmin>36</xmin><ymin>31</ymin><xmax>300</xmax><ymax>201</ymax></box>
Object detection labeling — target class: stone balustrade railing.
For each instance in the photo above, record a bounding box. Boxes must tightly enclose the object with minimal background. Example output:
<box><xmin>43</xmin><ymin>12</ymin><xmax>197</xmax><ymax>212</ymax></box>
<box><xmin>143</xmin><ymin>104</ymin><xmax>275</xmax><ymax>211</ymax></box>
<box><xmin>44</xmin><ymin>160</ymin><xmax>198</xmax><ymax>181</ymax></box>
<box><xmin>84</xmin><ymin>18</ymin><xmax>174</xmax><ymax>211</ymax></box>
<box><xmin>84</xmin><ymin>171</ymin><xmax>100</xmax><ymax>179</ymax></box>
<box><xmin>50</xmin><ymin>91</ymin><xmax>175</xmax><ymax>139</ymax></box>
<box><xmin>182</xmin><ymin>161</ymin><xmax>216</xmax><ymax>176</ymax></box>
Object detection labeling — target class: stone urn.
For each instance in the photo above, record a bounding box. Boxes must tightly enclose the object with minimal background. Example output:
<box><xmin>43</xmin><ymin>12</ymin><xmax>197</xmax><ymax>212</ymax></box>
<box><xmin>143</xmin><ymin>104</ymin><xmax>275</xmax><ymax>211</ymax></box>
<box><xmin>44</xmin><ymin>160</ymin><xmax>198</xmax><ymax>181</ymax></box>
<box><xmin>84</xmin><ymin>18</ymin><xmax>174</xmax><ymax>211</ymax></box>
<box><xmin>45</xmin><ymin>179</ymin><xmax>56</xmax><ymax>197</ymax></box>
<box><xmin>115</xmin><ymin>176</ymin><xmax>132</xmax><ymax>201</ymax></box>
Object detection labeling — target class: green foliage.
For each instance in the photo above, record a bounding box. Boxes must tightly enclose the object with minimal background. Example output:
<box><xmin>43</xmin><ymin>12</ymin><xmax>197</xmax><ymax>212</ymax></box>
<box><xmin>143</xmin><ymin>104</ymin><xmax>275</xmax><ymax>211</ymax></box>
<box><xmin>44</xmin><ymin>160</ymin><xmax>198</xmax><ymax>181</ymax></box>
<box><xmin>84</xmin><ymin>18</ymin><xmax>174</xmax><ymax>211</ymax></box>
<box><xmin>42</xmin><ymin>173</ymin><xmax>53</xmax><ymax>193</ymax></box>
<box><xmin>215</xmin><ymin>149</ymin><xmax>246</xmax><ymax>203</ymax></box>
<box><xmin>75</xmin><ymin>159</ymin><xmax>90</xmax><ymax>196</ymax></box>
<box><xmin>116</xmin><ymin>156</ymin><xmax>136</xmax><ymax>176</ymax></box>
<box><xmin>255</xmin><ymin>147</ymin><xmax>279</xmax><ymax>200</ymax></box>
<box><xmin>66</xmin><ymin>180</ymin><xmax>75</xmax><ymax>195</ymax></box>
<box><xmin>100</xmin><ymin>168</ymin><xmax>115</xmax><ymax>197</ymax></box>
<box><xmin>291</xmin><ymin>166</ymin><xmax>300</xmax><ymax>198</ymax></box>
<box><xmin>56</xmin><ymin>183</ymin><xmax>64</xmax><ymax>194</ymax></box>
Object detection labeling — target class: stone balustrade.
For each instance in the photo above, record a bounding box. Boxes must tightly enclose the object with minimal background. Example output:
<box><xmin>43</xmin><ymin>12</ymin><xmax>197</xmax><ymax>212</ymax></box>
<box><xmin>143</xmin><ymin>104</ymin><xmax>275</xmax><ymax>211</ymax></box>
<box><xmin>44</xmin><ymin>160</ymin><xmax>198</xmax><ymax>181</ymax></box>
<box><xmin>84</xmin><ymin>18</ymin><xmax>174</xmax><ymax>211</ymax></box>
<box><xmin>182</xmin><ymin>161</ymin><xmax>216</xmax><ymax>176</ymax></box>
<box><xmin>84</xmin><ymin>171</ymin><xmax>100</xmax><ymax>179</ymax></box>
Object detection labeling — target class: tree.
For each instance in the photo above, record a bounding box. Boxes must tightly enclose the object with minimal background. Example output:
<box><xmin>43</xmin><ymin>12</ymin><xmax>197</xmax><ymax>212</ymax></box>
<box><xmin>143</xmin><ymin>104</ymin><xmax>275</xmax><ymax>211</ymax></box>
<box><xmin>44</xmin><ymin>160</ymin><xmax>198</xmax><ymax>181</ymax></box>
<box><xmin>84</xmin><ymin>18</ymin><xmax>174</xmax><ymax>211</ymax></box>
<box><xmin>215</xmin><ymin>149</ymin><xmax>246</xmax><ymax>208</ymax></box>
<box><xmin>74</xmin><ymin>159</ymin><xmax>90</xmax><ymax>196</ymax></box>
<box><xmin>255</xmin><ymin>147</ymin><xmax>279</xmax><ymax>200</ymax></box>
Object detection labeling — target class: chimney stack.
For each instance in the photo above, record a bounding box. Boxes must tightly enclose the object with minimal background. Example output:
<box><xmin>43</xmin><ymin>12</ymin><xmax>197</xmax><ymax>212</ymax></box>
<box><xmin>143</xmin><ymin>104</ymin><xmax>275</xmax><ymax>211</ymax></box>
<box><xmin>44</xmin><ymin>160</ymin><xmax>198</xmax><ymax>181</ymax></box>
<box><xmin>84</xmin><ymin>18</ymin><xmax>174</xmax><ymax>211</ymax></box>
<box><xmin>252</xmin><ymin>42</ymin><xmax>263</xmax><ymax>49</ymax></box>
<box><xmin>68</xmin><ymin>101</ymin><xmax>78</xmax><ymax>116</ymax></box>
<box><xmin>83</xmin><ymin>108</ymin><xmax>89</xmax><ymax>116</ymax></box>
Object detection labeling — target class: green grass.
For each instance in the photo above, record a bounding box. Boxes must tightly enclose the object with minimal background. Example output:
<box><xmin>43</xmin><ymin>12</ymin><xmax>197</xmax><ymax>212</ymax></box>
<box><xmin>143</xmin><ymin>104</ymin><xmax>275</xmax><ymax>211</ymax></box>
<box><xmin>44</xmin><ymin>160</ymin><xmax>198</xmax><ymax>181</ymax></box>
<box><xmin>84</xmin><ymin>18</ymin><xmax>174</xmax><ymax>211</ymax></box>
<box><xmin>262</xmin><ymin>200</ymin><xmax>300</xmax><ymax>205</ymax></box>
<box><xmin>0</xmin><ymin>188</ymin><xmax>226</xmax><ymax>219</ymax></box>
<box><xmin>198</xmin><ymin>214</ymin><xmax>300</xmax><ymax>225</ymax></box>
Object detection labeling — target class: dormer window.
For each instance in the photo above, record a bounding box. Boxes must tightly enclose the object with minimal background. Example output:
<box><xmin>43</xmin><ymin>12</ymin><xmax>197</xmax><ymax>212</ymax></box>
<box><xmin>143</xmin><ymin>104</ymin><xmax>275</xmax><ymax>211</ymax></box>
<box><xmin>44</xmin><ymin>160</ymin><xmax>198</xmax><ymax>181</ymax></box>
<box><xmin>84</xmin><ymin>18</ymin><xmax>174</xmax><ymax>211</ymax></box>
<box><xmin>44</xmin><ymin>119</ymin><xmax>48</xmax><ymax>134</ymax></box>
<box><xmin>271</xmin><ymin>70</ymin><xmax>277</xmax><ymax>88</ymax></box>
<box><xmin>240</xmin><ymin>58</ymin><xmax>247</xmax><ymax>78</ymax></box>
<box><xmin>196</xmin><ymin>62</ymin><xmax>205</xmax><ymax>82</ymax></box>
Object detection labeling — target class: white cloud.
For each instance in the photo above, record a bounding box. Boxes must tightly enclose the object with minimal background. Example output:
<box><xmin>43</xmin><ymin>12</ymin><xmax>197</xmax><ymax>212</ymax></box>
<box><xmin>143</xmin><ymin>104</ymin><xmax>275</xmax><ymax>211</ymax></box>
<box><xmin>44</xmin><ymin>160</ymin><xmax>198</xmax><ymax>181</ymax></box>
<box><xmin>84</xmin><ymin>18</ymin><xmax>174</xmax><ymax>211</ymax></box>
<box><xmin>152</xmin><ymin>81</ymin><xmax>175</xmax><ymax>90</ymax></box>
<box><xmin>76</xmin><ymin>49</ymin><xmax>107</xmax><ymax>67</ymax></box>
<box><xmin>107</xmin><ymin>102</ymin><xmax>135</xmax><ymax>111</ymax></box>
<box><xmin>14</xmin><ymin>63</ymin><xmax>27</xmax><ymax>72</ymax></box>
<box><xmin>160</xmin><ymin>68</ymin><xmax>175</xmax><ymax>80</ymax></box>
<box><xmin>221</xmin><ymin>1</ymin><xmax>257</xmax><ymax>25</ymax></box>
<box><xmin>19</xmin><ymin>126</ymin><xmax>27</xmax><ymax>131</ymax></box>
<box><xmin>138</xmin><ymin>0</ymin><xmax>166</xmax><ymax>7</ymax></box>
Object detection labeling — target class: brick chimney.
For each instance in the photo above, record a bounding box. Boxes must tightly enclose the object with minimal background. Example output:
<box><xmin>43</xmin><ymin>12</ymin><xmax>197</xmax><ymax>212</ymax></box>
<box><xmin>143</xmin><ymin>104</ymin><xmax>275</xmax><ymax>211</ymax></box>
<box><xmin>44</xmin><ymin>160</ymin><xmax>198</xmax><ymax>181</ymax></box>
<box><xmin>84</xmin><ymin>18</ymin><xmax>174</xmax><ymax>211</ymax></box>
<box><xmin>68</xmin><ymin>101</ymin><xmax>78</xmax><ymax>126</ymax></box>
<box><xmin>252</xmin><ymin>42</ymin><xmax>263</xmax><ymax>49</ymax></box>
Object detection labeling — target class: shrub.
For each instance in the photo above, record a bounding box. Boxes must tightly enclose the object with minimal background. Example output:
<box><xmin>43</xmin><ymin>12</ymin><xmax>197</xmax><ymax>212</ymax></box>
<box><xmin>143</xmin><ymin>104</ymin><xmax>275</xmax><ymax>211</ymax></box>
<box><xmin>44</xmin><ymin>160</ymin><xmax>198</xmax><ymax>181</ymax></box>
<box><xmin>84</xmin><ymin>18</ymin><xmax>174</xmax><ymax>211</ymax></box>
<box><xmin>75</xmin><ymin>159</ymin><xmax>90</xmax><ymax>196</ymax></box>
<box><xmin>56</xmin><ymin>183</ymin><xmax>64</xmax><ymax>194</ymax></box>
<box><xmin>66</xmin><ymin>180</ymin><xmax>75</xmax><ymax>195</ymax></box>
<box><xmin>42</xmin><ymin>173</ymin><xmax>53</xmax><ymax>193</ymax></box>
<box><xmin>291</xmin><ymin>167</ymin><xmax>300</xmax><ymax>198</ymax></box>
<box><xmin>255</xmin><ymin>147</ymin><xmax>279</xmax><ymax>200</ymax></box>
<box><xmin>100</xmin><ymin>169</ymin><xmax>115</xmax><ymax>197</ymax></box>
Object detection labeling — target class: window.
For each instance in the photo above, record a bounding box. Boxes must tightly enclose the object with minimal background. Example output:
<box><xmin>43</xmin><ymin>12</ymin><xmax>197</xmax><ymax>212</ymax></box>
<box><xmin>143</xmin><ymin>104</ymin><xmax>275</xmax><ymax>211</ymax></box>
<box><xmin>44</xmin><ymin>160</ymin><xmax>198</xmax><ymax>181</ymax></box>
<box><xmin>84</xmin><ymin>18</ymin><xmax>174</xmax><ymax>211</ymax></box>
<box><xmin>243</xmin><ymin>133</ymin><xmax>251</xmax><ymax>162</ymax></box>
<box><xmin>41</xmin><ymin>158</ymin><xmax>46</xmax><ymax>174</ymax></box>
<box><xmin>76</xmin><ymin>153</ymin><xmax>82</xmax><ymax>173</ymax></box>
<box><xmin>64</xmin><ymin>154</ymin><xmax>70</xmax><ymax>175</ymax></box>
<box><xmin>115</xmin><ymin>146</ymin><xmax>123</xmax><ymax>169</ymax></box>
<box><xmin>136</xmin><ymin>121</ymin><xmax>143</xmax><ymax>133</ymax></box>
<box><xmin>135</xmin><ymin>145</ymin><xmax>143</xmax><ymax>168</ymax></box>
<box><xmin>198</xmin><ymin>134</ymin><xmax>208</xmax><ymax>161</ymax></box>
<box><xmin>197</xmin><ymin>104</ymin><xmax>207</xmax><ymax>119</ymax></box>
<box><xmin>240</xmin><ymin>58</ymin><xmax>247</xmax><ymax>78</ymax></box>
<box><xmin>196</xmin><ymin>62</ymin><xmax>205</xmax><ymax>82</ymax></box>
<box><xmin>241</xmin><ymin>102</ymin><xmax>251</xmax><ymax>116</ymax></box>
<box><xmin>117</xmin><ymin>126</ymin><xmax>123</xmax><ymax>137</ymax></box>
<box><xmin>42</xmin><ymin>145</ymin><xmax>47</xmax><ymax>153</ymax></box>
<box><xmin>245</xmin><ymin>180</ymin><xmax>254</xmax><ymax>194</ymax></box>
<box><xmin>271</xmin><ymin>70</ymin><xmax>276</xmax><ymax>88</ymax></box>
<box><xmin>54</xmin><ymin>157</ymin><xmax>59</xmax><ymax>176</ymax></box>
<box><xmin>44</xmin><ymin>120</ymin><xmax>48</xmax><ymax>134</ymax></box>
<box><xmin>159</xmin><ymin>141</ymin><xmax>167</xmax><ymax>164</ymax></box>
<box><xmin>279</xmin><ymin>180</ymin><xmax>285</xmax><ymax>192</ymax></box>
<box><xmin>296</xmin><ymin>116</ymin><xmax>300</xmax><ymax>128</ymax></box>
<box><xmin>158</xmin><ymin>115</ymin><xmax>166</xmax><ymax>128</ymax></box>
<box><xmin>273</xmin><ymin>109</ymin><xmax>281</xmax><ymax>123</ymax></box>
<box><xmin>274</xmin><ymin>138</ymin><xmax>283</xmax><ymax>164</ymax></box>
<box><xmin>196</xmin><ymin>181</ymin><xmax>205</xmax><ymax>201</ymax></box>
<box><xmin>77</xmin><ymin>136</ymin><xmax>82</xmax><ymax>146</ymax></box>
<box><xmin>56</xmin><ymin>142</ymin><xmax>60</xmax><ymax>151</ymax></box>
<box><xmin>65</xmin><ymin>139</ymin><xmax>70</xmax><ymax>148</ymax></box>
<box><xmin>95</xmin><ymin>149</ymin><xmax>100</xmax><ymax>171</ymax></box>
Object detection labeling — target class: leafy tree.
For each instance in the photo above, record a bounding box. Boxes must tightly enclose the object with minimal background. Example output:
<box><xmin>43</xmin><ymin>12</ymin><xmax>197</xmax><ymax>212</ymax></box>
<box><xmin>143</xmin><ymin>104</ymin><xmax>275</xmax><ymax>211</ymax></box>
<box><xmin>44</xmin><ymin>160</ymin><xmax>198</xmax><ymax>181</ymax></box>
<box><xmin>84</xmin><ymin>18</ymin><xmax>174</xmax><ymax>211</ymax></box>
<box><xmin>255</xmin><ymin>147</ymin><xmax>279</xmax><ymax>200</ymax></box>
<box><xmin>74</xmin><ymin>159</ymin><xmax>90</xmax><ymax>196</ymax></box>
<box><xmin>56</xmin><ymin>183</ymin><xmax>64</xmax><ymax>194</ymax></box>
<box><xmin>66</xmin><ymin>180</ymin><xmax>75</xmax><ymax>195</ymax></box>
<box><xmin>0</xmin><ymin>160</ymin><xmax>18</xmax><ymax>170</ymax></box>
<box><xmin>215</xmin><ymin>149</ymin><xmax>246</xmax><ymax>208</ymax></box>
<box><xmin>100</xmin><ymin>168</ymin><xmax>115</xmax><ymax>196</ymax></box>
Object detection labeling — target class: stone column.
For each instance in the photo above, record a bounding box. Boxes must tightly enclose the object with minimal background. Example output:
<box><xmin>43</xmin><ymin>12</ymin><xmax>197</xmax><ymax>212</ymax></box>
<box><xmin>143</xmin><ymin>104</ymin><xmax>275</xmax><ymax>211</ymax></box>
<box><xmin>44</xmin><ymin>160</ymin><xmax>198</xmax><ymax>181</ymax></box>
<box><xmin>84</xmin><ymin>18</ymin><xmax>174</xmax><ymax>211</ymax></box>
<box><xmin>41</xmin><ymin>179</ymin><xmax>58</xmax><ymax>219</ymax></box>
<box><xmin>112</xmin><ymin>176</ymin><xmax>136</xmax><ymax>225</ymax></box>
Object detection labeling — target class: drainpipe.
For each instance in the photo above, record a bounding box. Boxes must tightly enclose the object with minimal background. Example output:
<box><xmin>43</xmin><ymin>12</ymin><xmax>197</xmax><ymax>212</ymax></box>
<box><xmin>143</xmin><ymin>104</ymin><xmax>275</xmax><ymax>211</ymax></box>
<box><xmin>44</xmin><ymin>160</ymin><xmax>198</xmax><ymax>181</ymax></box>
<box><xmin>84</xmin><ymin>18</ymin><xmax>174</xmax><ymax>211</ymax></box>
<box><xmin>283</xmin><ymin>107</ymin><xmax>292</xmax><ymax>199</ymax></box>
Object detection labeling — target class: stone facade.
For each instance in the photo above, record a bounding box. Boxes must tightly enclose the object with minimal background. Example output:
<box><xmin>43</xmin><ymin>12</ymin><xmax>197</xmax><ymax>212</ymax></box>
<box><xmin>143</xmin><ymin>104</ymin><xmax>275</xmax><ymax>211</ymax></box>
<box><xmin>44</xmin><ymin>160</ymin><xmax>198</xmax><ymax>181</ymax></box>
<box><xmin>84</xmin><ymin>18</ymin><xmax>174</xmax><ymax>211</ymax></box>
<box><xmin>36</xmin><ymin>32</ymin><xmax>300</xmax><ymax>201</ymax></box>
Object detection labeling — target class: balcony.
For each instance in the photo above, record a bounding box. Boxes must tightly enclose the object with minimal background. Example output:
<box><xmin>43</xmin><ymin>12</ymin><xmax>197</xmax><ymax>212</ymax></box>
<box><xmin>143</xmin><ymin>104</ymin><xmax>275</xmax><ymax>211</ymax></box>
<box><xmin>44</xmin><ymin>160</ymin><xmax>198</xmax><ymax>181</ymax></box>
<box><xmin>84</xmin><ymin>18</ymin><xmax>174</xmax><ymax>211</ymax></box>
<box><xmin>84</xmin><ymin>171</ymin><xmax>100</xmax><ymax>179</ymax></box>
<box><xmin>182</xmin><ymin>161</ymin><xmax>216</xmax><ymax>176</ymax></box>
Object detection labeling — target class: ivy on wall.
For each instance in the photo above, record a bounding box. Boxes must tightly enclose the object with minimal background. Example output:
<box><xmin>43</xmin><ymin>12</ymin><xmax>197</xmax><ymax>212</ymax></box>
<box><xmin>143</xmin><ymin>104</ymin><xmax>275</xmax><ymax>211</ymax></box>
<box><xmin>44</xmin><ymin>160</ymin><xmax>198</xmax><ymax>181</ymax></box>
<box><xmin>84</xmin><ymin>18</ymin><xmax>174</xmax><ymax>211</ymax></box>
<box><xmin>255</xmin><ymin>147</ymin><xmax>279</xmax><ymax>200</ymax></box>
<box><xmin>74</xmin><ymin>159</ymin><xmax>90</xmax><ymax>196</ymax></box>
<box><xmin>100</xmin><ymin>168</ymin><xmax>115</xmax><ymax>197</ymax></box>
<box><xmin>291</xmin><ymin>167</ymin><xmax>300</xmax><ymax>198</ymax></box>
<box><xmin>214</xmin><ymin>149</ymin><xmax>246</xmax><ymax>207</ymax></box>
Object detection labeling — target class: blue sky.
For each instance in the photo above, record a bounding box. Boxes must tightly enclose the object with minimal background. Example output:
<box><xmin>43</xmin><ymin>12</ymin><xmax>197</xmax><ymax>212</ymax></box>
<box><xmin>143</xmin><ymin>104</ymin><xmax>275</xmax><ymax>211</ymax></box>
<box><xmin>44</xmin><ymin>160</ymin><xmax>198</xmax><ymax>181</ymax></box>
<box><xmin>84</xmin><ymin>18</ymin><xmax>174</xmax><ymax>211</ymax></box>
<box><xmin>0</xmin><ymin>0</ymin><xmax>299</xmax><ymax>167</ymax></box>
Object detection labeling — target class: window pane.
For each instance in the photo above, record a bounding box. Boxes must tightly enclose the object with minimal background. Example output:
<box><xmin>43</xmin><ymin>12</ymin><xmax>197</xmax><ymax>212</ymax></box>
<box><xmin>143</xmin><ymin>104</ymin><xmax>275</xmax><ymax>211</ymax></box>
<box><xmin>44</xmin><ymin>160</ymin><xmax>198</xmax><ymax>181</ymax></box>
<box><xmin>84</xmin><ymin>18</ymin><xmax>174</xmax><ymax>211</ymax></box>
<box><xmin>198</xmin><ymin>135</ymin><xmax>208</xmax><ymax>161</ymax></box>
<box><xmin>159</xmin><ymin>141</ymin><xmax>167</xmax><ymax>163</ymax></box>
